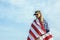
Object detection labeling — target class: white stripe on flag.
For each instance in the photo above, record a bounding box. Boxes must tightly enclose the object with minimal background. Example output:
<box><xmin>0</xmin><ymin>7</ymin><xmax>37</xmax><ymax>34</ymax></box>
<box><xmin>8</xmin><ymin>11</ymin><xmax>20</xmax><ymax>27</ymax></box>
<box><xmin>31</xmin><ymin>27</ymin><xmax>39</xmax><ymax>38</ymax></box>
<box><xmin>49</xmin><ymin>38</ymin><xmax>53</xmax><ymax>40</ymax></box>
<box><xmin>29</xmin><ymin>34</ymin><xmax>34</xmax><ymax>40</ymax></box>
<box><xmin>36</xmin><ymin>19</ymin><xmax>40</xmax><ymax>26</ymax></box>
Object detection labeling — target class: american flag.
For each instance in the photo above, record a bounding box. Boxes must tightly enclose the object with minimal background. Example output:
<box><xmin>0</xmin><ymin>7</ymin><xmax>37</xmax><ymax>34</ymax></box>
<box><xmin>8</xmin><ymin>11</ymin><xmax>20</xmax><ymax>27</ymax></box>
<box><xmin>27</xmin><ymin>18</ymin><xmax>52</xmax><ymax>40</ymax></box>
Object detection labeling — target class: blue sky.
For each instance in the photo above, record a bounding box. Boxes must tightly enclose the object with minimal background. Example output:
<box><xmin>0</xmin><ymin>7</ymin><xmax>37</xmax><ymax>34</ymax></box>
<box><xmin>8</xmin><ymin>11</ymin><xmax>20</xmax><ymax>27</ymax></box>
<box><xmin>0</xmin><ymin>0</ymin><xmax>60</xmax><ymax>40</ymax></box>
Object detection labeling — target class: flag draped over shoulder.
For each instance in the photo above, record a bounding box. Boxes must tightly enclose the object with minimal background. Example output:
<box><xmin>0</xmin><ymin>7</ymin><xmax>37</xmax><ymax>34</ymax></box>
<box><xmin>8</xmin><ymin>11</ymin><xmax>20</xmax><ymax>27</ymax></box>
<box><xmin>27</xmin><ymin>18</ymin><xmax>52</xmax><ymax>40</ymax></box>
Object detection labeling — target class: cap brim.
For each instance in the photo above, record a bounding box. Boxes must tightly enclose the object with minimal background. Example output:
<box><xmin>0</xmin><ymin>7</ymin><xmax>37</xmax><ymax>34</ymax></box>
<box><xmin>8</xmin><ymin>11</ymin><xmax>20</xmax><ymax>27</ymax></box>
<box><xmin>34</xmin><ymin>14</ymin><xmax>36</xmax><ymax>15</ymax></box>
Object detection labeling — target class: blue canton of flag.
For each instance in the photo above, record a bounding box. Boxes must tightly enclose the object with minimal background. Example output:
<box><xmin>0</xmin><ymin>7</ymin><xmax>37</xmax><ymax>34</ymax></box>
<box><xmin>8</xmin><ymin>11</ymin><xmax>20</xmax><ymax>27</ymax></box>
<box><xmin>43</xmin><ymin>19</ymin><xmax>50</xmax><ymax>33</ymax></box>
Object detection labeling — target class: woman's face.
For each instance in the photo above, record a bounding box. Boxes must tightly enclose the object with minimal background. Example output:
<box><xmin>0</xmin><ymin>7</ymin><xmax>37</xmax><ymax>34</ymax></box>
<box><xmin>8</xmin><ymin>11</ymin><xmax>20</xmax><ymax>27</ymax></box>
<box><xmin>35</xmin><ymin>12</ymin><xmax>41</xmax><ymax>18</ymax></box>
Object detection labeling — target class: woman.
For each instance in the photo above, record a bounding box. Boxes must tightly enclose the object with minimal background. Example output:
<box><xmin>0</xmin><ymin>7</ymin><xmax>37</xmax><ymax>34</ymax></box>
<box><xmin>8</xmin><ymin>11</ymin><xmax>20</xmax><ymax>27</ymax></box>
<box><xmin>34</xmin><ymin>10</ymin><xmax>52</xmax><ymax>40</ymax></box>
<box><xmin>27</xmin><ymin>10</ymin><xmax>53</xmax><ymax>40</ymax></box>
<box><xmin>34</xmin><ymin>10</ymin><xmax>49</xmax><ymax>33</ymax></box>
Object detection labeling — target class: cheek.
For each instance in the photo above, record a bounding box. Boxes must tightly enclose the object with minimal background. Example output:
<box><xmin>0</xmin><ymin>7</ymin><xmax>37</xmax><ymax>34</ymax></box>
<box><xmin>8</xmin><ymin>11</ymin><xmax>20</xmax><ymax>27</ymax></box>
<box><xmin>38</xmin><ymin>14</ymin><xmax>40</xmax><ymax>17</ymax></box>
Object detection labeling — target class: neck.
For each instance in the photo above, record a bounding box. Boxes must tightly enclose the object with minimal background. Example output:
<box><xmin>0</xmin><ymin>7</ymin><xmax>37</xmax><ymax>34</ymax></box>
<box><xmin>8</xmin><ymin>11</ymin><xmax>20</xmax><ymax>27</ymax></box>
<box><xmin>38</xmin><ymin>17</ymin><xmax>44</xmax><ymax>23</ymax></box>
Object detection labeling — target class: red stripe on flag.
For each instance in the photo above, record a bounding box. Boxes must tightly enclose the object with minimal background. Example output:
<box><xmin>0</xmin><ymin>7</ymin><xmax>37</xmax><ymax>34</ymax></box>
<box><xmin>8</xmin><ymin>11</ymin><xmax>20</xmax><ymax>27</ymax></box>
<box><xmin>38</xmin><ymin>19</ymin><xmax>46</xmax><ymax>33</ymax></box>
<box><xmin>27</xmin><ymin>37</ymin><xmax>30</xmax><ymax>40</ymax></box>
<box><xmin>31</xmin><ymin>24</ymin><xmax>42</xmax><ymax>36</ymax></box>
<box><xmin>29</xmin><ymin>30</ymin><xmax>36</xmax><ymax>40</ymax></box>
<box><xmin>43</xmin><ymin>35</ymin><xmax>52</xmax><ymax>40</ymax></box>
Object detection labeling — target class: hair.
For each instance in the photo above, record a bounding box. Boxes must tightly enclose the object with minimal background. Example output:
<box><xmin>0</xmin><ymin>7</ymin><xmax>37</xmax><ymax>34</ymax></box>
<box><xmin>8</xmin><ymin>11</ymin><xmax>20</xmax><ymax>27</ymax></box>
<box><xmin>35</xmin><ymin>10</ymin><xmax>41</xmax><ymax>13</ymax></box>
<box><xmin>35</xmin><ymin>10</ymin><xmax>44</xmax><ymax>22</ymax></box>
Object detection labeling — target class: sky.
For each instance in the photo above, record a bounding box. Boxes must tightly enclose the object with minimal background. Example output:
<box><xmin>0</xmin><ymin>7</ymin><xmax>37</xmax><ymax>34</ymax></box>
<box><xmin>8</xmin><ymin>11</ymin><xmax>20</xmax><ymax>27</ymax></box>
<box><xmin>0</xmin><ymin>0</ymin><xmax>60</xmax><ymax>40</ymax></box>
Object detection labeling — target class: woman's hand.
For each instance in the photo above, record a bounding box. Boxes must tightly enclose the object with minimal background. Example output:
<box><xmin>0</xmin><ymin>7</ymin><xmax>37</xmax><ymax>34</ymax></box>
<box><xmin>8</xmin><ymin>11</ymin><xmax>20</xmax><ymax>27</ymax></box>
<box><xmin>36</xmin><ymin>37</ymin><xmax>40</xmax><ymax>40</ymax></box>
